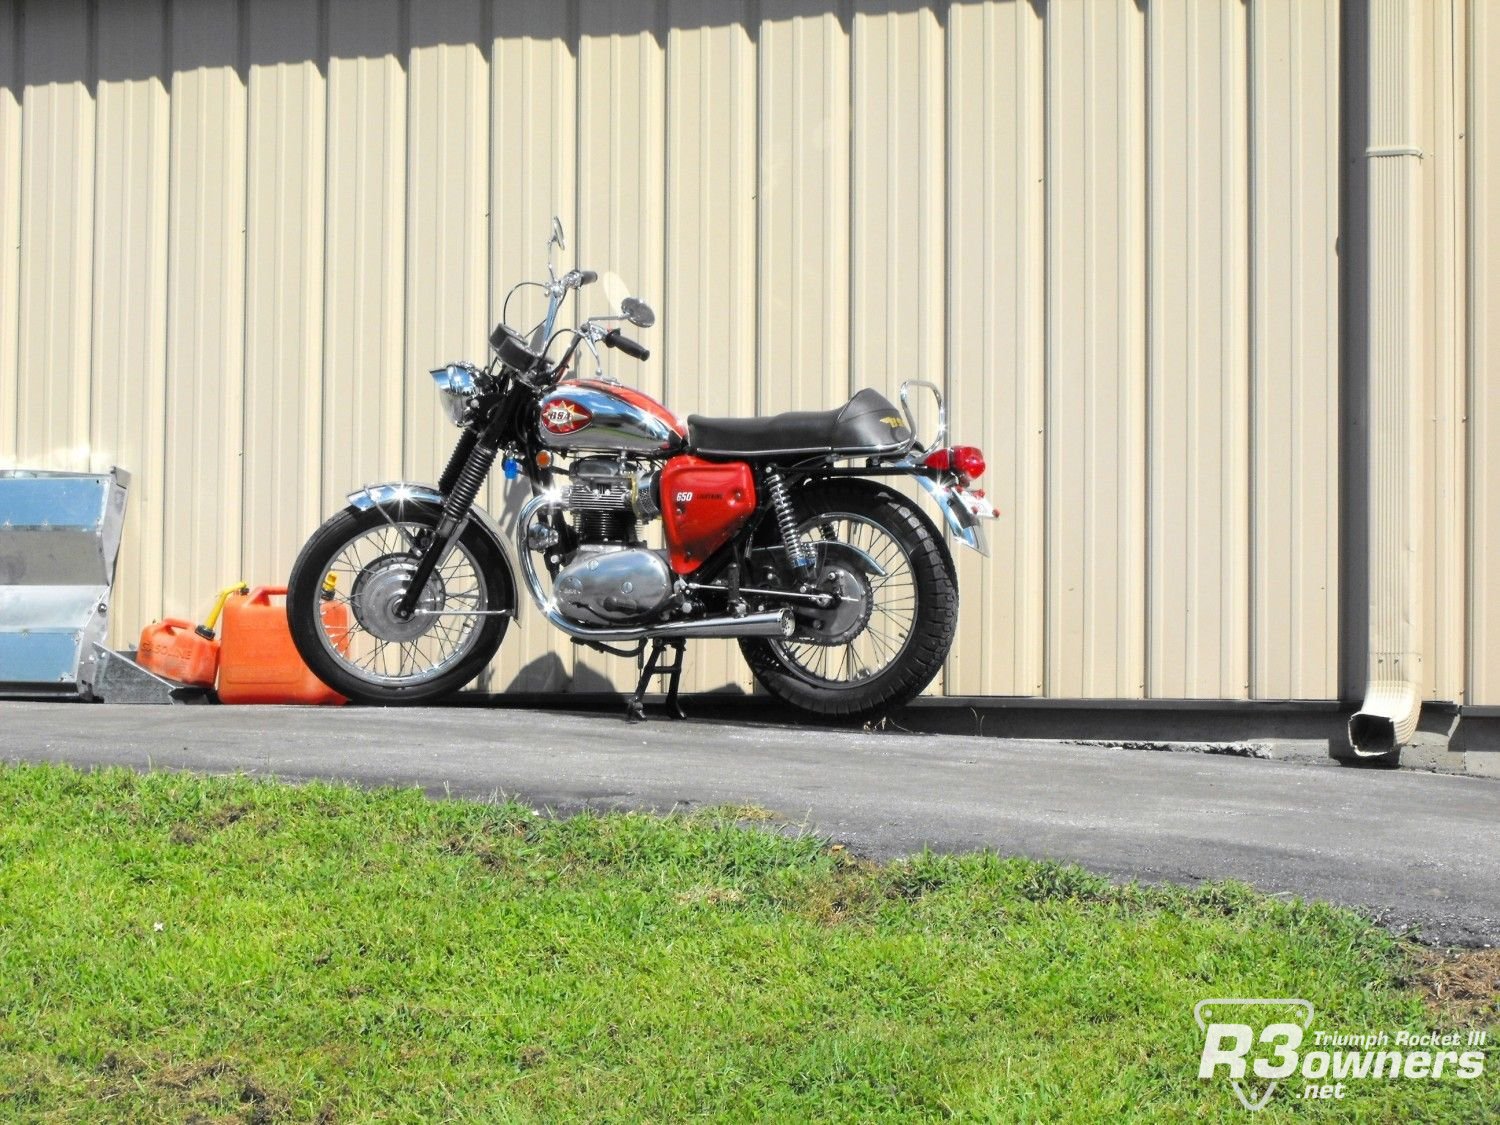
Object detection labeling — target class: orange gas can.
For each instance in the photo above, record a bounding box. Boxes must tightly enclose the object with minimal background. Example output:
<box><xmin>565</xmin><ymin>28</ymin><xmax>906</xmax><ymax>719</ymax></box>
<box><xmin>217</xmin><ymin>585</ymin><xmax>349</xmax><ymax>705</ymax></box>
<box><xmin>137</xmin><ymin>618</ymin><xmax>220</xmax><ymax>687</ymax></box>
<box><xmin>137</xmin><ymin>583</ymin><xmax>248</xmax><ymax>687</ymax></box>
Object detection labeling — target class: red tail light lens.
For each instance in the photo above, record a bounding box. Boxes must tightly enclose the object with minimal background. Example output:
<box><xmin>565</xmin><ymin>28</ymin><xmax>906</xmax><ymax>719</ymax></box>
<box><xmin>952</xmin><ymin>445</ymin><xmax>986</xmax><ymax>482</ymax></box>
<box><xmin>923</xmin><ymin>445</ymin><xmax>986</xmax><ymax>484</ymax></box>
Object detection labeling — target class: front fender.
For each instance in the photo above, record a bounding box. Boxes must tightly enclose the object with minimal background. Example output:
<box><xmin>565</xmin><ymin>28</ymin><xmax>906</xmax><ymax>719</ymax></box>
<box><xmin>346</xmin><ymin>482</ymin><xmax>519</xmax><ymax>616</ymax></box>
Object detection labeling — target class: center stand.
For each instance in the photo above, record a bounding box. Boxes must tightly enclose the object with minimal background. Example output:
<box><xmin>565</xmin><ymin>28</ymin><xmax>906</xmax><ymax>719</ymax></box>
<box><xmin>574</xmin><ymin>637</ymin><xmax>687</xmax><ymax>722</ymax></box>
<box><xmin>627</xmin><ymin>638</ymin><xmax>686</xmax><ymax>722</ymax></box>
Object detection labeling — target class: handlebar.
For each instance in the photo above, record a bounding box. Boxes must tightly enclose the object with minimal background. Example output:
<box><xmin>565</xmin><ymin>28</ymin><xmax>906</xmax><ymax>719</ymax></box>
<box><xmin>560</xmin><ymin>268</ymin><xmax>598</xmax><ymax>289</ymax></box>
<box><xmin>604</xmin><ymin>328</ymin><xmax>649</xmax><ymax>361</ymax></box>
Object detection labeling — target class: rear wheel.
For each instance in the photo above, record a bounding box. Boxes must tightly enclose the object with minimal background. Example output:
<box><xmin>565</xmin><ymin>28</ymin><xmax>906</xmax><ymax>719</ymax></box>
<box><xmin>739</xmin><ymin>480</ymin><xmax>957</xmax><ymax>720</ymax></box>
<box><xmin>287</xmin><ymin>501</ymin><xmax>511</xmax><ymax>704</ymax></box>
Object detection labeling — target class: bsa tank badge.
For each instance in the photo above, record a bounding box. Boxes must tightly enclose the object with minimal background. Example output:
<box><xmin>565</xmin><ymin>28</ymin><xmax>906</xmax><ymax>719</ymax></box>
<box><xmin>541</xmin><ymin>398</ymin><xmax>591</xmax><ymax>434</ymax></box>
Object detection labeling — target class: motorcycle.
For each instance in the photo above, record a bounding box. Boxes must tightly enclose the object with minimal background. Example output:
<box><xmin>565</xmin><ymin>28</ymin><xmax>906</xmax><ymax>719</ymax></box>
<box><xmin>286</xmin><ymin>219</ymin><xmax>997</xmax><ymax>721</ymax></box>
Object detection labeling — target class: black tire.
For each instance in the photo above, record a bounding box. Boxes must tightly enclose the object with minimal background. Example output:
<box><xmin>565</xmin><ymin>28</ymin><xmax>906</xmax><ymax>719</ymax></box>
<box><xmin>738</xmin><ymin>479</ymin><xmax>957</xmax><ymax>721</ymax></box>
<box><xmin>287</xmin><ymin>501</ymin><xmax>511</xmax><ymax>705</ymax></box>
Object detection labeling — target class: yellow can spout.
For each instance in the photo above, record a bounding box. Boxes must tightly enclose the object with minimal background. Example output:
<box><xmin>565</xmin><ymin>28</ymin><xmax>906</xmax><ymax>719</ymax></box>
<box><xmin>199</xmin><ymin>582</ymin><xmax>249</xmax><ymax>638</ymax></box>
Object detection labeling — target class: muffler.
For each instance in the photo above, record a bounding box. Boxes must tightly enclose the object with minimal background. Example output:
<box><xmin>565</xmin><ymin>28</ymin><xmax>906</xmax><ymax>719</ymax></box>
<box><xmin>647</xmin><ymin>610</ymin><xmax>793</xmax><ymax>640</ymax></box>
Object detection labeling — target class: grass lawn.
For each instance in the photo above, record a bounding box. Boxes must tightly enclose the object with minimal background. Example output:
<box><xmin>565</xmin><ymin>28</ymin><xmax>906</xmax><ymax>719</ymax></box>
<box><xmin>0</xmin><ymin>763</ymin><xmax>1494</xmax><ymax>1122</ymax></box>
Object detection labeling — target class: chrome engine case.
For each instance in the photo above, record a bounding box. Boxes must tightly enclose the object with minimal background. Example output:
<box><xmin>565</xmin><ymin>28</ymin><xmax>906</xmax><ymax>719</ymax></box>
<box><xmin>554</xmin><ymin>543</ymin><xmax>674</xmax><ymax>626</ymax></box>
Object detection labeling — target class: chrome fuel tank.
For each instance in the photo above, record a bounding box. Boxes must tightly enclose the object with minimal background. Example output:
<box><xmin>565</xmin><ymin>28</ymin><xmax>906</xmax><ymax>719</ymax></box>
<box><xmin>537</xmin><ymin>379</ymin><xmax>687</xmax><ymax>455</ymax></box>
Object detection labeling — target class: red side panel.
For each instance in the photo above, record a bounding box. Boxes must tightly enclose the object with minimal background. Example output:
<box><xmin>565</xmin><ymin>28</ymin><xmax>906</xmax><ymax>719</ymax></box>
<box><xmin>659</xmin><ymin>455</ymin><xmax>756</xmax><ymax>574</ymax></box>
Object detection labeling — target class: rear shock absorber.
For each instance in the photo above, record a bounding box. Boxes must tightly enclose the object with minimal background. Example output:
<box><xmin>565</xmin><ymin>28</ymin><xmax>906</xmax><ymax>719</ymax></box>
<box><xmin>766</xmin><ymin>470</ymin><xmax>815</xmax><ymax>571</ymax></box>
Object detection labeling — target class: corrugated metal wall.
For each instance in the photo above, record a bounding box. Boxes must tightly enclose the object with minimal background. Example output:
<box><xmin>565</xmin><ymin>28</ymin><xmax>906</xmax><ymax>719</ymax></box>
<box><xmin>0</xmin><ymin>0</ymin><xmax>1489</xmax><ymax>703</ymax></box>
<box><xmin>1472</xmin><ymin>1</ymin><xmax>1500</xmax><ymax>707</ymax></box>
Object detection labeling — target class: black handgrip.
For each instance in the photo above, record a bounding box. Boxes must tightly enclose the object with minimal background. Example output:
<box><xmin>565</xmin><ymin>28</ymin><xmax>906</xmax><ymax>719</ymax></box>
<box><xmin>605</xmin><ymin>328</ymin><xmax>649</xmax><ymax>361</ymax></box>
<box><xmin>576</xmin><ymin>269</ymin><xmax>598</xmax><ymax>286</ymax></box>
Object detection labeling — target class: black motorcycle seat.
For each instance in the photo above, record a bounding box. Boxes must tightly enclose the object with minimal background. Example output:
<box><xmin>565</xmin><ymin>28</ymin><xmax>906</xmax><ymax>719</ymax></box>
<box><xmin>687</xmin><ymin>388</ymin><xmax>914</xmax><ymax>459</ymax></box>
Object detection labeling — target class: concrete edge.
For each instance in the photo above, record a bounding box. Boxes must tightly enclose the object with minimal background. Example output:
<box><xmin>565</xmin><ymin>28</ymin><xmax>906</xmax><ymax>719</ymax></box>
<box><xmin>447</xmin><ymin>692</ymin><xmax>1500</xmax><ymax>779</ymax></box>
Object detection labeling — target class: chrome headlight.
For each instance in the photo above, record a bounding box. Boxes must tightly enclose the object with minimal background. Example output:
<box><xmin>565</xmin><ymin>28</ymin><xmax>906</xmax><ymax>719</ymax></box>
<box><xmin>430</xmin><ymin>364</ymin><xmax>478</xmax><ymax>426</ymax></box>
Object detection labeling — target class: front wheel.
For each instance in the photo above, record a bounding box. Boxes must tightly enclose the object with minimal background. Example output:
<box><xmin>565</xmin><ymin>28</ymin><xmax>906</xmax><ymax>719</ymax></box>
<box><xmin>738</xmin><ymin>480</ymin><xmax>958</xmax><ymax>721</ymax></box>
<box><xmin>287</xmin><ymin>501</ymin><xmax>511</xmax><ymax>704</ymax></box>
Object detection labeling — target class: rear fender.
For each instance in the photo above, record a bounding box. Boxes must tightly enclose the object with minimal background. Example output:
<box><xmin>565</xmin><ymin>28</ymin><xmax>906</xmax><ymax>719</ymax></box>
<box><xmin>345</xmin><ymin>482</ymin><xmax>519</xmax><ymax>617</ymax></box>
<box><xmin>911</xmin><ymin>474</ymin><xmax>991</xmax><ymax>557</ymax></box>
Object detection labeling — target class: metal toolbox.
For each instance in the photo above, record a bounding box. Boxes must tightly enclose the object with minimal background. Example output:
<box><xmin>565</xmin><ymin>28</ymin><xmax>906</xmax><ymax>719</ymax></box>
<box><xmin>0</xmin><ymin>468</ymin><xmax>130</xmax><ymax>698</ymax></box>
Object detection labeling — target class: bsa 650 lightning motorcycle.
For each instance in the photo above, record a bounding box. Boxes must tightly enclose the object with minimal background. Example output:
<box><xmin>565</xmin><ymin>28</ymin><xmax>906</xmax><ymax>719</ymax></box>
<box><xmin>287</xmin><ymin>220</ymin><xmax>997</xmax><ymax>721</ymax></box>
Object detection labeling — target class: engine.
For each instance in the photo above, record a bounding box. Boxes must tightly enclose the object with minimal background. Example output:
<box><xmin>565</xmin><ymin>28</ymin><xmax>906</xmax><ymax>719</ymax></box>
<box><xmin>551</xmin><ymin>457</ymin><xmax>674</xmax><ymax>627</ymax></box>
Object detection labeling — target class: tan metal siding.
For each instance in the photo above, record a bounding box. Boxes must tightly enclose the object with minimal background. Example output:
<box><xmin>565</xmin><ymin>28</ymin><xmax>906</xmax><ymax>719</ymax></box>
<box><xmin>322</xmin><ymin>0</ymin><xmax>406</xmax><ymax>517</ymax></box>
<box><xmin>1248</xmin><ymin>0</ymin><xmax>1340</xmax><ymax>699</ymax></box>
<box><xmin>945</xmin><ymin>0</ymin><xmax>1046</xmax><ymax>697</ymax></box>
<box><xmin>241</xmin><ymin>0</ymin><xmax>328</xmax><ymax>594</ymax></box>
<box><xmin>850</xmin><ymin>4</ymin><xmax>946</xmax><ymax>426</ymax></box>
<box><xmin>16</xmin><ymin>0</ymin><xmax>94</xmax><ymax>471</ymax></box>
<box><xmin>404</xmin><ymin>2</ymin><xmax>488</xmax><ymax>492</ymax></box>
<box><xmin>17</xmin><ymin>0</ymin><xmax>1487</xmax><ymax>706</ymax></box>
<box><xmin>0</xmin><ymin>0</ymin><xmax>23</xmax><ymax>462</ymax></box>
<box><xmin>1422</xmin><ymin>0</ymin><xmax>1467</xmax><ymax>704</ymax></box>
<box><xmin>1045</xmin><ymin>0</ymin><xmax>1148</xmax><ymax>698</ymax></box>
<box><xmin>757</xmin><ymin>4</ymin><xmax>849</xmax><ymax>417</ymax></box>
<box><xmin>89</xmin><ymin>0</ymin><xmax>171</xmax><ymax>648</ymax></box>
<box><xmin>1146</xmin><ymin>0</ymin><xmax>1251</xmax><ymax>699</ymax></box>
<box><xmin>161</xmin><ymin>0</ymin><xmax>246</xmax><ymax>621</ymax></box>
<box><xmin>1470</xmin><ymin>1</ymin><xmax>1500</xmax><ymax>705</ymax></box>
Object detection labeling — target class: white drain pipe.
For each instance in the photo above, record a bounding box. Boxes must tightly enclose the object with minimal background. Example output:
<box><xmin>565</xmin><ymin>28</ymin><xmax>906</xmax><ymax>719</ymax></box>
<box><xmin>1349</xmin><ymin>0</ymin><xmax>1425</xmax><ymax>755</ymax></box>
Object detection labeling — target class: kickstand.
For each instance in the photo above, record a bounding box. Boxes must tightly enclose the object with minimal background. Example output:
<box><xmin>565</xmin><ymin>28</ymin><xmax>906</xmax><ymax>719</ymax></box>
<box><xmin>626</xmin><ymin>638</ymin><xmax>687</xmax><ymax>722</ymax></box>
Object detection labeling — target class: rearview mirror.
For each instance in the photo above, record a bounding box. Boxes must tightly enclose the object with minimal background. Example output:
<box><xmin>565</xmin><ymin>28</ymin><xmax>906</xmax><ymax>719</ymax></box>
<box><xmin>621</xmin><ymin>297</ymin><xmax>655</xmax><ymax>328</ymax></box>
<box><xmin>549</xmin><ymin>216</ymin><xmax>566</xmax><ymax>252</ymax></box>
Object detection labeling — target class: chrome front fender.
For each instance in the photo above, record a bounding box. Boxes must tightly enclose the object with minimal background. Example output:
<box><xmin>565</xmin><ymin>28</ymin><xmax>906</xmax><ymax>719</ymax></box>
<box><xmin>345</xmin><ymin>482</ymin><xmax>519</xmax><ymax>616</ymax></box>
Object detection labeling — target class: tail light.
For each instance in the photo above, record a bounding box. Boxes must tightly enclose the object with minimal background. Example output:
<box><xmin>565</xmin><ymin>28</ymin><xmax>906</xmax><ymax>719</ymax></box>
<box><xmin>953</xmin><ymin>445</ymin><xmax>986</xmax><ymax>482</ymax></box>
<box><xmin>923</xmin><ymin>445</ymin><xmax>986</xmax><ymax>485</ymax></box>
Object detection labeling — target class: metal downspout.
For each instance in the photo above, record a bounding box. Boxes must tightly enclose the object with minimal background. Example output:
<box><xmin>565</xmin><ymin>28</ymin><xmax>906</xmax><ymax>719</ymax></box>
<box><xmin>1349</xmin><ymin>0</ymin><xmax>1425</xmax><ymax>756</ymax></box>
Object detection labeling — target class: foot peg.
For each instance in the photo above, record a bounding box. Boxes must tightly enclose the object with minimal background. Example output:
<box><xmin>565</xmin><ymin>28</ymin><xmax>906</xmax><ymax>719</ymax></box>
<box><xmin>626</xmin><ymin>638</ymin><xmax>687</xmax><ymax>722</ymax></box>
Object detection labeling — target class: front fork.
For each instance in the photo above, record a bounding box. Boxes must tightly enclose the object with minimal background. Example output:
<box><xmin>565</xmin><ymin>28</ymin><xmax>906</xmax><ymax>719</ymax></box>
<box><xmin>394</xmin><ymin>434</ymin><xmax>498</xmax><ymax>618</ymax></box>
<box><xmin>393</xmin><ymin>375</ymin><xmax>546</xmax><ymax>618</ymax></box>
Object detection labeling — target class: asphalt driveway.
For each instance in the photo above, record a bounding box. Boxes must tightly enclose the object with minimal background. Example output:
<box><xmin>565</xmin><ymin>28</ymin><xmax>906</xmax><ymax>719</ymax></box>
<box><xmin>4</xmin><ymin>701</ymin><xmax>1497</xmax><ymax>945</ymax></box>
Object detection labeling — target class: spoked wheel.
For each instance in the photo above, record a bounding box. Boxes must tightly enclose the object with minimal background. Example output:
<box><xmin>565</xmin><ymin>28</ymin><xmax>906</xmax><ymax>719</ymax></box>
<box><xmin>286</xmin><ymin>500</ymin><xmax>511</xmax><ymax>704</ymax></box>
<box><xmin>739</xmin><ymin>480</ymin><xmax>957</xmax><ymax>720</ymax></box>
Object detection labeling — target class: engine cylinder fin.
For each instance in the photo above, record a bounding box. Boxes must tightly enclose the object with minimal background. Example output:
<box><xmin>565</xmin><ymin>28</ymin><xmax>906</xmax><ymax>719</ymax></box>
<box><xmin>573</xmin><ymin>509</ymin><xmax>636</xmax><ymax>543</ymax></box>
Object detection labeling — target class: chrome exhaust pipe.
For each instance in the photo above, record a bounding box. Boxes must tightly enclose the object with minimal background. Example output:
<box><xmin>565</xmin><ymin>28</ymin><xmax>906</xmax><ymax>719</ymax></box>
<box><xmin>647</xmin><ymin>610</ymin><xmax>793</xmax><ymax>640</ymax></box>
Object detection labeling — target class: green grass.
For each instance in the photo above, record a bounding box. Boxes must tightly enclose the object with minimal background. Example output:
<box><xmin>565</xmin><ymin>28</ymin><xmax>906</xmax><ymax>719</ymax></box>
<box><xmin>0</xmin><ymin>764</ymin><xmax>1493</xmax><ymax>1123</ymax></box>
